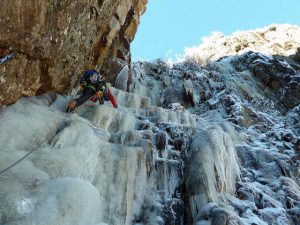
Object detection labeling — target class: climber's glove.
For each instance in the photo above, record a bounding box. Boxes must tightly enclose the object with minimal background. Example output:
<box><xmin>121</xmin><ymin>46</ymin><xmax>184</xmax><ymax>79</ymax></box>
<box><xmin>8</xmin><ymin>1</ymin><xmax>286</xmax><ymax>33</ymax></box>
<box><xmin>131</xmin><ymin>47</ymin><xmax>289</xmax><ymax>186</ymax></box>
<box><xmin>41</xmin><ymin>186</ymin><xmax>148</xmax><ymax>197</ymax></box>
<box><xmin>96</xmin><ymin>90</ymin><xmax>103</xmax><ymax>98</ymax></box>
<box><xmin>66</xmin><ymin>100</ymin><xmax>77</xmax><ymax>113</ymax></box>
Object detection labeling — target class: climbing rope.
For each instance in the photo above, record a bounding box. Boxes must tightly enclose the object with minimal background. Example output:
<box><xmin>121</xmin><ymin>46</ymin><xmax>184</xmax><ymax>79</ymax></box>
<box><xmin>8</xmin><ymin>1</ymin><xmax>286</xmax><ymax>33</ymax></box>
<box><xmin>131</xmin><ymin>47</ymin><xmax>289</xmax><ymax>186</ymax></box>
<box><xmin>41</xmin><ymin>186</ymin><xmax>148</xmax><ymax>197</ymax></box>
<box><xmin>0</xmin><ymin>139</ymin><xmax>47</xmax><ymax>175</ymax></box>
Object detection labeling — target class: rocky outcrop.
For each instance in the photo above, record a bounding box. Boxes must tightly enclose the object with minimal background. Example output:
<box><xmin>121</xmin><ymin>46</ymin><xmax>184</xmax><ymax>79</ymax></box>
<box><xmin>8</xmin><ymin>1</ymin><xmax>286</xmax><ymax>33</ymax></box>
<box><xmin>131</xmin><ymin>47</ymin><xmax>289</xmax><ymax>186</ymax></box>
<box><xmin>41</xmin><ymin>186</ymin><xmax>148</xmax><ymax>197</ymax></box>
<box><xmin>0</xmin><ymin>0</ymin><xmax>148</xmax><ymax>105</ymax></box>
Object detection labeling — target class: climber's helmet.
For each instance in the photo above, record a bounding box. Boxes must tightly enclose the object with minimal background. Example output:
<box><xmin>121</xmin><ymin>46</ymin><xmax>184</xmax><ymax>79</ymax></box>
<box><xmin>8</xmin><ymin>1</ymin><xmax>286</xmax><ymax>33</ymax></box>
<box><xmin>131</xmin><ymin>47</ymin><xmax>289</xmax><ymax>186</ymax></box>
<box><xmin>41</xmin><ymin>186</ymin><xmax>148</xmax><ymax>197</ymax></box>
<box><xmin>80</xmin><ymin>69</ymin><xmax>104</xmax><ymax>86</ymax></box>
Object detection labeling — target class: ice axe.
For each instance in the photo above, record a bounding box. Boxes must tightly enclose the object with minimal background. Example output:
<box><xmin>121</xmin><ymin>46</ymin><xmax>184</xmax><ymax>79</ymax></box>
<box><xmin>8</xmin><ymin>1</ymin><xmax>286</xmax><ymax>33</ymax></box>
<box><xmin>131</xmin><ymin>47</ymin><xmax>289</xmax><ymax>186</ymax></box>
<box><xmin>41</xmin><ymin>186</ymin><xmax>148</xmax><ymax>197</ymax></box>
<box><xmin>106</xmin><ymin>85</ymin><xmax>118</xmax><ymax>108</ymax></box>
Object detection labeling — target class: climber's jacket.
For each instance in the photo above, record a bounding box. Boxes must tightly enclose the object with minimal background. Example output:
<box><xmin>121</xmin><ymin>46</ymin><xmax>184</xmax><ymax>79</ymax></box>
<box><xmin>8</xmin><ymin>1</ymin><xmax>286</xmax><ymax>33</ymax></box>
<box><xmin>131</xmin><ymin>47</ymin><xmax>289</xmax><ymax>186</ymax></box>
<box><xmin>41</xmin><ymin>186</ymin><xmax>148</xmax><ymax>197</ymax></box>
<box><xmin>67</xmin><ymin>70</ymin><xmax>109</xmax><ymax>112</ymax></box>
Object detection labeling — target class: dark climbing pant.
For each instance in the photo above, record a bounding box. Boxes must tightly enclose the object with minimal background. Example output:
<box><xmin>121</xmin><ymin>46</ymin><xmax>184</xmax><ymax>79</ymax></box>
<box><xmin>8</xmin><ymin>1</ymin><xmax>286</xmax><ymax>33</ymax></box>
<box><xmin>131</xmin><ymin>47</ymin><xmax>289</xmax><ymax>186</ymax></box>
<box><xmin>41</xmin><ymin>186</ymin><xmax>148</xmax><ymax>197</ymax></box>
<box><xmin>74</xmin><ymin>88</ymin><xmax>96</xmax><ymax>107</ymax></box>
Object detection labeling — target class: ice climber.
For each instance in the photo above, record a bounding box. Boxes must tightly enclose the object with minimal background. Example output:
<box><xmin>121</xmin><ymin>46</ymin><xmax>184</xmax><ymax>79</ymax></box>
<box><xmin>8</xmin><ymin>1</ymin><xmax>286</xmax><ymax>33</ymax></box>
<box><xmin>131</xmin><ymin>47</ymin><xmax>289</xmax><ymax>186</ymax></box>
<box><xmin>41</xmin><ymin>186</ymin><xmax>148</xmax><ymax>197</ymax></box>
<box><xmin>66</xmin><ymin>69</ymin><xmax>117</xmax><ymax>112</ymax></box>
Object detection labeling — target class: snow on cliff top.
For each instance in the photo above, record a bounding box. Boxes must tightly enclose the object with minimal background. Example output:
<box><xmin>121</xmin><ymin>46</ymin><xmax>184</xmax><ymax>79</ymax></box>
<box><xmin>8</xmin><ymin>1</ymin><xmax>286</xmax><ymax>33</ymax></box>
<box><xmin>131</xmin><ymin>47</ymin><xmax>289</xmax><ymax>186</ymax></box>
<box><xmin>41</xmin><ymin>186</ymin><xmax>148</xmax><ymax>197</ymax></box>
<box><xmin>184</xmin><ymin>24</ymin><xmax>300</xmax><ymax>65</ymax></box>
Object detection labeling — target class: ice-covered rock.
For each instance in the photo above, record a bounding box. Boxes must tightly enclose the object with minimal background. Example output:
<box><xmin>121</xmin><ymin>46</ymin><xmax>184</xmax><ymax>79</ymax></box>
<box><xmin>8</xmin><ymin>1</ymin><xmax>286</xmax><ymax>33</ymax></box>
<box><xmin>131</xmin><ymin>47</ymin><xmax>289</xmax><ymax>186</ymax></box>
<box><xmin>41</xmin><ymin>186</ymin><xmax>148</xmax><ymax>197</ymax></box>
<box><xmin>0</xmin><ymin>94</ymin><xmax>153</xmax><ymax>225</ymax></box>
<box><xmin>0</xmin><ymin>82</ymin><xmax>197</xmax><ymax>225</ymax></box>
<box><xmin>184</xmin><ymin>124</ymin><xmax>240</xmax><ymax>223</ymax></box>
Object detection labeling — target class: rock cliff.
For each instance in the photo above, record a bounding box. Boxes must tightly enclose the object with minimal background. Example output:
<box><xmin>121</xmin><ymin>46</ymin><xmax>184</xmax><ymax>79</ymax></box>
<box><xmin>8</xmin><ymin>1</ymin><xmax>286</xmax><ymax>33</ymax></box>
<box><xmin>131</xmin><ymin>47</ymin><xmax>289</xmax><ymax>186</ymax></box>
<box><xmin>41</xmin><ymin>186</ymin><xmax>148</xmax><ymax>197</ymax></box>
<box><xmin>0</xmin><ymin>0</ymin><xmax>148</xmax><ymax>105</ymax></box>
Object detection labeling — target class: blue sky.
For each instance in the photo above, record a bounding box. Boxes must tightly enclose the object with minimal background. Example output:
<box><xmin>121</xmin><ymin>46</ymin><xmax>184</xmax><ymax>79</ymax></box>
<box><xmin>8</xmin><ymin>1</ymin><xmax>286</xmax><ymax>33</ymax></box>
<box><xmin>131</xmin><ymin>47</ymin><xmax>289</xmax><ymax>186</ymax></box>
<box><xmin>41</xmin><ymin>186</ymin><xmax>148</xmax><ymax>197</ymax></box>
<box><xmin>131</xmin><ymin>0</ymin><xmax>300</xmax><ymax>61</ymax></box>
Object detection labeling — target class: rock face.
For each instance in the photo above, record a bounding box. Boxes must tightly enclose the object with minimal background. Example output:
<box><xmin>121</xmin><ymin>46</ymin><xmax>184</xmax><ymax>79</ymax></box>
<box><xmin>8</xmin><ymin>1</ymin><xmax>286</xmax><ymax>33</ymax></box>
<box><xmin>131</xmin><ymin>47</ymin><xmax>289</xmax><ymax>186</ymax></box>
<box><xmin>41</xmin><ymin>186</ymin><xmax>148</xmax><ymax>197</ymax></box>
<box><xmin>0</xmin><ymin>0</ymin><xmax>148</xmax><ymax>105</ymax></box>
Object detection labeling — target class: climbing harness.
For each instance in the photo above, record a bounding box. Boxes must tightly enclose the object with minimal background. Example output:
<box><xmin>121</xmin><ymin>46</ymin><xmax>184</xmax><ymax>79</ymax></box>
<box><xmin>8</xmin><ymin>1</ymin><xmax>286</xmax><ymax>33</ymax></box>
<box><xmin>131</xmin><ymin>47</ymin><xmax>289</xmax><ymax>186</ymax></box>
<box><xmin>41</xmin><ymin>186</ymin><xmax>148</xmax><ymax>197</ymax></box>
<box><xmin>0</xmin><ymin>52</ymin><xmax>15</xmax><ymax>65</ymax></box>
<box><xmin>0</xmin><ymin>139</ymin><xmax>47</xmax><ymax>175</ymax></box>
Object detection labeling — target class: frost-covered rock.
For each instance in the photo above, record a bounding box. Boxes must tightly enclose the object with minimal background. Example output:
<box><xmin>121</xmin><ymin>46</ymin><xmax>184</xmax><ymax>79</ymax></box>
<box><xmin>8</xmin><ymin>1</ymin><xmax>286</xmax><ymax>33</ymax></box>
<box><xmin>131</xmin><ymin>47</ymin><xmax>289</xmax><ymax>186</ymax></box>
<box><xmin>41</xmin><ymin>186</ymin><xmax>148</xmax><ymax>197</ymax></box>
<box><xmin>184</xmin><ymin>24</ymin><xmax>300</xmax><ymax>65</ymax></box>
